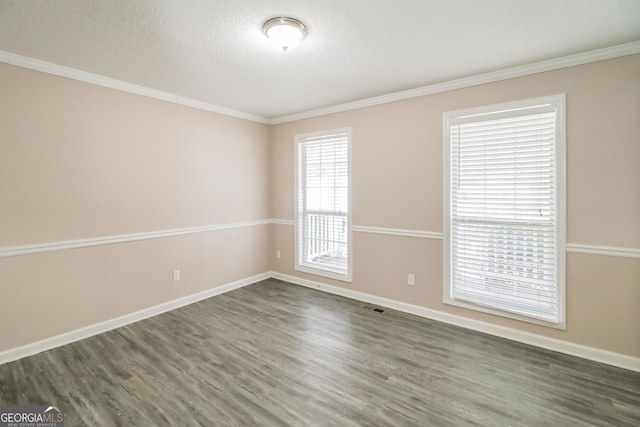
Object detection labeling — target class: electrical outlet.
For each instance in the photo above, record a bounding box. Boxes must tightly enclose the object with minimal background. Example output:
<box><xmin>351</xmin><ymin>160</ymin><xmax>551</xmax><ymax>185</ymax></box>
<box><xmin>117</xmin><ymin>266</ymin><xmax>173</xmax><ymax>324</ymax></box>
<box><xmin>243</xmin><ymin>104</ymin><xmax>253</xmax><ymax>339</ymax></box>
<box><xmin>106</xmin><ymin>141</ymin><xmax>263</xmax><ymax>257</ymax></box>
<box><xmin>408</xmin><ymin>273</ymin><xmax>415</xmax><ymax>286</ymax></box>
<box><xmin>173</xmin><ymin>270</ymin><xmax>181</xmax><ymax>282</ymax></box>
<box><xmin>276</xmin><ymin>250</ymin><xmax>281</xmax><ymax>259</ymax></box>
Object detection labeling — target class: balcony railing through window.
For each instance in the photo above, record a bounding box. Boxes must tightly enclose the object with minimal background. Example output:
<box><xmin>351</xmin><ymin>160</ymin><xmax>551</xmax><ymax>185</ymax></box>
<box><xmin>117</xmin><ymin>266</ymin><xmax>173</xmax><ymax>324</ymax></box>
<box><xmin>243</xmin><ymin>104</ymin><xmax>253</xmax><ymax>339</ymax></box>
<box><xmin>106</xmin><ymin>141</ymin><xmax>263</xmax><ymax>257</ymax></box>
<box><xmin>301</xmin><ymin>210</ymin><xmax>348</xmax><ymax>273</ymax></box>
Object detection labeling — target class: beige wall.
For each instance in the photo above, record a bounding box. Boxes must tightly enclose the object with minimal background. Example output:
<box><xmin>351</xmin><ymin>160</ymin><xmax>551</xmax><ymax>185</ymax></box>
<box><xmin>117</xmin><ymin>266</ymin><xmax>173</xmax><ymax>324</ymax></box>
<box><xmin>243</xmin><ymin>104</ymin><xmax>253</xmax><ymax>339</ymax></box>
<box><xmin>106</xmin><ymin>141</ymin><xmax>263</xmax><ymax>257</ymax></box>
<box><xmin>270</xmin><ymin>55</ymin><xmax>640</xmax><ymax>358</ymax></box>
<box><xmin>1</xmin><ymin>55</ymin><xmax>638</xmax><ymax>360</ymax></box>
<box><xmin>0</xmin><ymin>63</ymin><xmax>271</xmax><ymax>351</ymax></box>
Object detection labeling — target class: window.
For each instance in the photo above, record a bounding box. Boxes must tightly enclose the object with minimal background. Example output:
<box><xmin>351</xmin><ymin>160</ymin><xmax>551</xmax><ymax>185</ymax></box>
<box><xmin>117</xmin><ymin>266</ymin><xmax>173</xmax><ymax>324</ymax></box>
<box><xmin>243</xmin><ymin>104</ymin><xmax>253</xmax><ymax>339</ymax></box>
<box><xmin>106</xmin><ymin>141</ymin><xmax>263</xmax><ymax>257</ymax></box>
<box><xmin>443</xmin><ymin>95</ymin><xmax>566</xmax><ymax>327</ymax></box>
<box><xmin>295</xmin><ymin>128</ymin><xmax>352</xmax><ymax>281</ymax></box>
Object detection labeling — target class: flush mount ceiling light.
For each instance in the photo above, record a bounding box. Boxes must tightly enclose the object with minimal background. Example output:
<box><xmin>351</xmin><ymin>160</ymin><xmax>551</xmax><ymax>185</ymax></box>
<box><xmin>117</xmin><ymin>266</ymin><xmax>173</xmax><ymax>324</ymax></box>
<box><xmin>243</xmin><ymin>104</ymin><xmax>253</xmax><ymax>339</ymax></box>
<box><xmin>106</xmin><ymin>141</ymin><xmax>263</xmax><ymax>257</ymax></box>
<box><xmin>263</xmin><ymin>17</ymin><xmax>306</xmax><ymax>52</ymax></box>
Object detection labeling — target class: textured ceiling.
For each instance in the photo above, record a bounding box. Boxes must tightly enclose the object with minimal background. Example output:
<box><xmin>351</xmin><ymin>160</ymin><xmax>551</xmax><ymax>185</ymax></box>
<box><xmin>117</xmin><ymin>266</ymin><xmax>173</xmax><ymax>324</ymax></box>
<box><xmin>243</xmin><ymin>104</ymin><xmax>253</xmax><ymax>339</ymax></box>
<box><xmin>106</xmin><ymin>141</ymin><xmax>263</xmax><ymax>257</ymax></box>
<box><xmin>1</xmin><ymin>0</ymin><xmax>639</xmax><ymax>120</ymax></box>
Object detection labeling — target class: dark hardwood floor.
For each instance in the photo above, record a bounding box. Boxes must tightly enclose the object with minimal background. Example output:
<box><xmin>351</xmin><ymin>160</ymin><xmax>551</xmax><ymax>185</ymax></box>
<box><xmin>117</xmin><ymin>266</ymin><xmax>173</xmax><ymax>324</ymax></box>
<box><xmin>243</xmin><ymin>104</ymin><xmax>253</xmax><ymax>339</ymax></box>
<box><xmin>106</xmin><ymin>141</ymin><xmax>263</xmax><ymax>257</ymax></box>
<box><xmin>1</xmin><ymin>278</ymin><xmax>638</xmax><ymax>426</ymax></box>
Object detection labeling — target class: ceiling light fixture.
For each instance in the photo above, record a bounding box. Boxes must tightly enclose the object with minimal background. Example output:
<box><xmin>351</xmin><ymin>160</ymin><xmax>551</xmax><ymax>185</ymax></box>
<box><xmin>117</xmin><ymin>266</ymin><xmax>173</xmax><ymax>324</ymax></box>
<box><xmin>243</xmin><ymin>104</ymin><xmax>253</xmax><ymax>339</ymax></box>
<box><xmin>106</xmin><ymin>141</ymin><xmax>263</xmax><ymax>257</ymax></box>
<box><xmin>263</xmin><ymin>17</ymin><xmax>306</xmax><ymax>52</ymax></box>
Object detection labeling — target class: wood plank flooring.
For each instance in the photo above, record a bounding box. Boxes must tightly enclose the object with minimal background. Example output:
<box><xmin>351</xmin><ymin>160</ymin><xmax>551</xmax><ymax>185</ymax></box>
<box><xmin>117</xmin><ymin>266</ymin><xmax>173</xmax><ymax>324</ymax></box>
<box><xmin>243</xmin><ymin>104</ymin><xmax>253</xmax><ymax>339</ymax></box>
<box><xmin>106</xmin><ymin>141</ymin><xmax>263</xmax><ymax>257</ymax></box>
<box><xmin>1</xmin><ymin>278</ymin><xmax>639</xmax><ymax>426</ymax></box>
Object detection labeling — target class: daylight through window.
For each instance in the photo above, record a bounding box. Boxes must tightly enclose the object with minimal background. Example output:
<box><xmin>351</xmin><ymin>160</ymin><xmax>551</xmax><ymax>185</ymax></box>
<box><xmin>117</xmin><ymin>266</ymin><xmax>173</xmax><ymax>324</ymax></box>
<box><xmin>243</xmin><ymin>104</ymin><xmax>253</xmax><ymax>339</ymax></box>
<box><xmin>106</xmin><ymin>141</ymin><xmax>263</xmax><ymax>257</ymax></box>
<box><xmin>295</xmin><ymin>128</ymin><xmax>351</xmax><ymax>281</ymax></box>
<box><xmin>443</xmin><ymin>95</ymin><xmax>566</xmax><ymax>326</ymax></box>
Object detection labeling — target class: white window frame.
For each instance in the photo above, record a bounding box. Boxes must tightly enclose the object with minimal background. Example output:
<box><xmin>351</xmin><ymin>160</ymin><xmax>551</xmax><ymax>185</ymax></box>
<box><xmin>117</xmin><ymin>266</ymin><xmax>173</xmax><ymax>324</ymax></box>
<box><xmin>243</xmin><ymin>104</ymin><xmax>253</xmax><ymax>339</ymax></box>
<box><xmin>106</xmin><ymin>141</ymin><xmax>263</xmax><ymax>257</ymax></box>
<box><xmin>295</xmin><ymin>127</ymin><xmax>353</xmax><ymax>282</ymax></box>
<box><xmin>443</xmin><ymin>95</ymin><xmax>566</xmax><ymax>328</ymax></box>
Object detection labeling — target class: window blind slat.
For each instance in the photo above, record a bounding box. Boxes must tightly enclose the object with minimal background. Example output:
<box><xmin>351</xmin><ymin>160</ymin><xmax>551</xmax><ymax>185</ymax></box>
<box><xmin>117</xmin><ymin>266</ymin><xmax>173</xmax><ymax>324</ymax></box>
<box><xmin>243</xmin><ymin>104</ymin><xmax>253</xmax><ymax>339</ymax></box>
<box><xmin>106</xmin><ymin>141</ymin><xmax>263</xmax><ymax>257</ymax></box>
<box><xmin>446</xmin><ymin>100</ymin><xmax>562</xmax><ymax>324</ymax></box>
<box><xmin>297</xmin><ymin>130</ymin><xmax>350</xmax><ymax>277</ymax></box>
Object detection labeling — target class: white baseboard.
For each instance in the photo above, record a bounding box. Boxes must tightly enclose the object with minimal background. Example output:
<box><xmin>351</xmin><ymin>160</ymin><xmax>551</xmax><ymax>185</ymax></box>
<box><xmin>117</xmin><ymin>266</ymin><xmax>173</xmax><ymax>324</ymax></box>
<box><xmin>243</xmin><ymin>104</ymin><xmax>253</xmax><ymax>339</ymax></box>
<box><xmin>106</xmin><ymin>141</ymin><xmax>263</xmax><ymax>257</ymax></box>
<box><xmin>3</xmin><ymin>270</ymin><xmax>638</xmax><ymax>373</ymax></box>
<box><xmin>271</xmin><ymin>272</ymin><xmax>640</xmax><ymax>373</ymax></box>
<box><xmin>0</xmin><ymin>272</ymin><xmax>271</xmax><ymax>366</ymax></box>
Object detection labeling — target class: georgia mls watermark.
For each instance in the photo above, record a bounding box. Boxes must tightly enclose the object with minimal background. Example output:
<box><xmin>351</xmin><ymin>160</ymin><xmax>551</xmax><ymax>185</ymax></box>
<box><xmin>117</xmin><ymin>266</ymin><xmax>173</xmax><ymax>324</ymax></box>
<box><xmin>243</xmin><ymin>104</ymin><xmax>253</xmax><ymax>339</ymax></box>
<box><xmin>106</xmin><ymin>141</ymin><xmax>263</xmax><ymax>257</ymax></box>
<box><xmin>0</xmin><ymin>406</ymin><xmax>64</xmax><ymax>427</ymax></box>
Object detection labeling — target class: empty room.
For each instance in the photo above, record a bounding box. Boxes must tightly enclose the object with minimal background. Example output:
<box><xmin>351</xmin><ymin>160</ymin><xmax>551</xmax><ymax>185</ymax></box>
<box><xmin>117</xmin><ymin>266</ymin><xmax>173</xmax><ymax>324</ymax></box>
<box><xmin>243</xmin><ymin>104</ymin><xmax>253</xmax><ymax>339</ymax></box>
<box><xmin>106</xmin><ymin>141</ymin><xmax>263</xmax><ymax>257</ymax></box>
<box><xmin>1</xmin><ymin>1</ymin><xmax>639</xmax><ymax>425</ymax></box>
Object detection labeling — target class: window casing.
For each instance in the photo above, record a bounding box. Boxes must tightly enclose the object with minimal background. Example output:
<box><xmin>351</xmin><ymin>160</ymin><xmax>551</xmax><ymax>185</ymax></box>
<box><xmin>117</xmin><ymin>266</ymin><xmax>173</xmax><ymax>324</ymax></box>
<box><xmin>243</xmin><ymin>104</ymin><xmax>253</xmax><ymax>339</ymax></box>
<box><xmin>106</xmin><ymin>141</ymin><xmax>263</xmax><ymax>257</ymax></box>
<box><xmin>295</xmin><ymin>128</ymin><xmax>352</xmax><ymax>281</ymax></box>
<box><xmin>443</xmin><ymin>95</ymin><xmax>566</xmax><ymax>328</ymax></box>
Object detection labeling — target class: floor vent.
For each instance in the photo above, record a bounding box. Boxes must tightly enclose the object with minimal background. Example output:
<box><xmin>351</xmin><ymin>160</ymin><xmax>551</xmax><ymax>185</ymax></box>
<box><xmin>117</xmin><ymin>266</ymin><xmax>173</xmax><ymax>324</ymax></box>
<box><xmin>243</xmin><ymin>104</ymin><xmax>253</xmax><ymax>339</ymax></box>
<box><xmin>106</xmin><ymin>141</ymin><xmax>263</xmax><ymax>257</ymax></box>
<box><xmin>362</xmin><ymin>304</ymin><xmax>385</xmax><ymax>314</ymax></box>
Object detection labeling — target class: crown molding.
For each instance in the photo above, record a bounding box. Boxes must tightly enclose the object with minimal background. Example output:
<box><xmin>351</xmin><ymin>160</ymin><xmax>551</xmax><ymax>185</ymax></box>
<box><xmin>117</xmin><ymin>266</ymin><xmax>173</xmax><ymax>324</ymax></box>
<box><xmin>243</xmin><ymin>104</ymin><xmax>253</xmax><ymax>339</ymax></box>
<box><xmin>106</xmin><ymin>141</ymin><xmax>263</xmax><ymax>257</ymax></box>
<box><xmin>0</xmin><ymin>51</ymin><xmax>271</xmax><ymax>124</ymax></box>
<box><xmin>270</xmin><ymin>40</ymin><xmax>640</xmax><ymax>124</ymax></box>
<box><xmin>2</xmin><ymin>41</ymin><xmax>639</xmax><ymax>126</ymax></box>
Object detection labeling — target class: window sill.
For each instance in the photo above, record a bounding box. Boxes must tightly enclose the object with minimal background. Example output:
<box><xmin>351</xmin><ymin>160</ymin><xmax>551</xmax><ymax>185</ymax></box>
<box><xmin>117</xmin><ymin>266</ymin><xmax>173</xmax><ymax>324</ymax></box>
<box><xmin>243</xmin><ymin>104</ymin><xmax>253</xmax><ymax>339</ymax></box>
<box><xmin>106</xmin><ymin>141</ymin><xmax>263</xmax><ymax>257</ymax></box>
<box><xmin>295</xmin><ymin>264</ymin><xmax>352</xmax><ymax>283</ymax></box>
<box><xmin>443</xmin><ymin>295</ymin><xmax>566</xmax><ymax>330</ymax></box>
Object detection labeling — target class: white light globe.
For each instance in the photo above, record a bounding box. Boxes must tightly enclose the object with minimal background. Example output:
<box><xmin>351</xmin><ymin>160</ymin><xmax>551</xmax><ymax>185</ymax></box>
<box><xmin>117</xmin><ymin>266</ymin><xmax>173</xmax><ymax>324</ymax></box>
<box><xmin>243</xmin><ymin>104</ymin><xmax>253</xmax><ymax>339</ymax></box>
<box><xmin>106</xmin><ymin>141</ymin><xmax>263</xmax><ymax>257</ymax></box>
<box><xmin>263</xmin><ymin>17</ymin><xmax>307</xmax><ymax>52</ymax></box>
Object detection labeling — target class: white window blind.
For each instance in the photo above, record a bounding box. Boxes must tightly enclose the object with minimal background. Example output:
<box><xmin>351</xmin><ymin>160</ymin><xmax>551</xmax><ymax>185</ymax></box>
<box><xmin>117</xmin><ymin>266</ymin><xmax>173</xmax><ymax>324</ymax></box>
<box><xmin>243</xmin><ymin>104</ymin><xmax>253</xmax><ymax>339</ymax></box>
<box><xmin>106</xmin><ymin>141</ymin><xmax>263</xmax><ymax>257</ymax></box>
<box><xmin>296</xmin><ymin>129</ymin><xmax>351</xmax><ymax>280</ymax></box>
<box><xmin>444</xmin><ymin>95</ymin><xmax>565</xmax><ymax>326</ymax></box>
